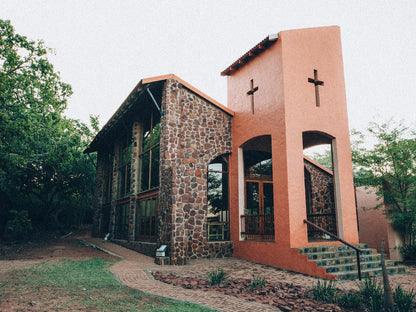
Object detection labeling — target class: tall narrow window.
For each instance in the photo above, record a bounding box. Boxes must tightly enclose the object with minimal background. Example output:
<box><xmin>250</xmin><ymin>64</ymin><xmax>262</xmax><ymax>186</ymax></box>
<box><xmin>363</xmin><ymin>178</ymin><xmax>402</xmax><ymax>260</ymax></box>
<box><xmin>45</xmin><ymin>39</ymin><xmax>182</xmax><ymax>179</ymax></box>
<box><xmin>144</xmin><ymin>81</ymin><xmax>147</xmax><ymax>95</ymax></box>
<box><xmin>135</xmin><ymin>196</ymin><xmax>158</xmax><ymax>240</ymax></box>
<box><xmin>139</xmin><ymin>111</ymin><xmax>160</xmax><ymax>192</ymax></box>
<box><xmin>115</xmin><ymin>203</ymin><xmax>129</xmax><ymax>239</ymax></box>
<box><xmin>207</xmin><ymin>155</ymin><xmax>229</xmax><ymax>241</ymax></box>
<box><xmin>118</xmin><ymin>134</ymin><xmax>132</xmax><ymax>199</ymax></box>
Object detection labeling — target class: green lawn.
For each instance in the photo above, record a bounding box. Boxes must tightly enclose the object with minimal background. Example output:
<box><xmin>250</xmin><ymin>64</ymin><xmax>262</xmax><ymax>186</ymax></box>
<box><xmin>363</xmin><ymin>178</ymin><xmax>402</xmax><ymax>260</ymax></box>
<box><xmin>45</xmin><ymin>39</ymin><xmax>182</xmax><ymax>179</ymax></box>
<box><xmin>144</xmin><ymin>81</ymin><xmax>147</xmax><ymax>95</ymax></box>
<box><xmin>0</xmin><ymin>258</ymin><xmax>215</xmax><ymax>311</ymax></box>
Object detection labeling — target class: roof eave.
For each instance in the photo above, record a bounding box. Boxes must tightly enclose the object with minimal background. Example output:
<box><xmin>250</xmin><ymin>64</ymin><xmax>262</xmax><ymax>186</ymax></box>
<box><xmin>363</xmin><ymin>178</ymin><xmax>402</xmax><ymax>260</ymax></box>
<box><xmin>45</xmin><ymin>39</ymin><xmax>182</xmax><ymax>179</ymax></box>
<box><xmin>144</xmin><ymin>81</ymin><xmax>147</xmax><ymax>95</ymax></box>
<box><xmin>221</xmin><ymin>33</ymin><xmax>279</xmax><ymax>76</ymax></box>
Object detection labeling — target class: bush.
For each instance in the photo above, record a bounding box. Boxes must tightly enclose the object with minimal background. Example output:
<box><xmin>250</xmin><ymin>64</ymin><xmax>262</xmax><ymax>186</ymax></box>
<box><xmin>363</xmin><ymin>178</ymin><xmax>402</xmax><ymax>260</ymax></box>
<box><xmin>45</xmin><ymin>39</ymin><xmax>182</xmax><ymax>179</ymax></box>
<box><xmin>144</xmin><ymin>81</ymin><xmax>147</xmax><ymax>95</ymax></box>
<box><xmin>249</xmin><ymin>273</ymin><xmax>266</xmax><ymax>291</ymax></box>
<box><xmin>312</xmin><ymin>279</ymin><xmax>337</xmax><ymax>303</ymax></box>
<box><xmin>399</xmin><ymin>245</ymin><xmax>416</xmax><ymax>261</ymax></box>
<box><xmin>207</xmin><ymin>267</ymin><xmax>228</xmax><ymax>286</ymax></box>
<box><xmin>338</xmin><ymin>291</ymin><xmax>362</xmax><ymax>309</ymax></box>
<box><xmin>394</xmin><ymin>285</ymin><xmax>416</xmax><ymax>312</ymax></box>
<box><xmin>3</xmin><ymin>210</ymin><xmax>32</xmax><ymax>241</ymax></box>
<box><xmin>358</xmin><ymin>278</ymin><xmax>383</xmax><ymax>312</ymax></box>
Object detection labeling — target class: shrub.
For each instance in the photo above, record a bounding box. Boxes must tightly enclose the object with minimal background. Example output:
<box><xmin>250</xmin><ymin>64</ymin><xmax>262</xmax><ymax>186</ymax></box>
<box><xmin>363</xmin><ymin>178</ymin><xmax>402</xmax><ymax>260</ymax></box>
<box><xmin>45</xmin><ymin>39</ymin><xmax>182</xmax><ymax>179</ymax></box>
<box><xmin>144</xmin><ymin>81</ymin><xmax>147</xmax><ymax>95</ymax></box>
<box><xmin>249</xmin><ymin>273</ymin><xmax>266</xmax><ymax>291</ymax></box>
<box><xmin>312</xmin><ymin>279</ymin><xmax>337</xmax><ymax>303</ymax></box>
<box><xmin>338</xmin><ymin>291</ymin><xmax>362</xmax><ymax>309</ymax></box>
<box><xmin>394</xmin><ymin>285</ymin><xmax>416</xmax><ymax>312</ymax></box>
<box><xmin>399</xmin><ymin>245</ymin><xmax>416</xmax><ymax>261</ymax></box>
<box><xmin>3</xmin><ymin>210</ymin><xmax>32</xmax><ymax>241</ymax></box>
<box><xmin>207</xmin><ymin>267</ymin><xmax>228</xmax><ymax>286</ymax></box>
<box><xmin>358</xmin><ymin>278</ymin><xmax>383</xmax><ymax>312</ymax></box>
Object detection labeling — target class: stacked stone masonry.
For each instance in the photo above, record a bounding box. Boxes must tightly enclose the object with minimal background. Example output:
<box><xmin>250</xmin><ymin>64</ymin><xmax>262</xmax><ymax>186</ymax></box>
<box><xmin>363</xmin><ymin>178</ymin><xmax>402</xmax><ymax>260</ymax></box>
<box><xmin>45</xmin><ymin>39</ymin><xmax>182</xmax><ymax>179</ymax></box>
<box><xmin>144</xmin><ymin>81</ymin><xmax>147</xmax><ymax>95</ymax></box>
<box><xmin>304</xmin><ymin>159</ymin><xmax>336</xmax><ymax>235</ymax></box>
<box><xmin>159</xmin><ymin>79</ymin><xmax>233</xmax><ymax>264</ymax></box>
<box><xmin>93</xmin><ymin>78</ymin><xmax>234</xmax><ymax>263</ymax></box>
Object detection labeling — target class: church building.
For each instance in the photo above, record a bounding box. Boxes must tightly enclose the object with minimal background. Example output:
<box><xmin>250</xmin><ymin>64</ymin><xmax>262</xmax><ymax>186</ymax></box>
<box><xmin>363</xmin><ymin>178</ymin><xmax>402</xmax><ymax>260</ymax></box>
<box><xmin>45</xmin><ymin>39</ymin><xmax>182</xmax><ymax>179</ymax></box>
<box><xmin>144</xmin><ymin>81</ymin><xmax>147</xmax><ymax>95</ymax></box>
<box><xmin>86</xmin><ymin>26</ymin><xmax>360</xmax><ymax>279</ymax></box>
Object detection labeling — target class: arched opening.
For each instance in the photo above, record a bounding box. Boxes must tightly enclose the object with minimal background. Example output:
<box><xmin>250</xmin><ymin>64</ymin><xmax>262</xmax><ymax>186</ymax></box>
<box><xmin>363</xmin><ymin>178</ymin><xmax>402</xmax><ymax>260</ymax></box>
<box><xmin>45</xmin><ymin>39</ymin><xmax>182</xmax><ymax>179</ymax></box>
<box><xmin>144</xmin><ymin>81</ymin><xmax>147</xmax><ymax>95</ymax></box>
<box><xmin>303</xmin><ymin>131</ymin><xmax>337</xmax><ymax>241</ymax></box>
<box><xmin>240</xmin><ymin>135</ymin><xmax>274</xmax><ymax>241</ymax></box>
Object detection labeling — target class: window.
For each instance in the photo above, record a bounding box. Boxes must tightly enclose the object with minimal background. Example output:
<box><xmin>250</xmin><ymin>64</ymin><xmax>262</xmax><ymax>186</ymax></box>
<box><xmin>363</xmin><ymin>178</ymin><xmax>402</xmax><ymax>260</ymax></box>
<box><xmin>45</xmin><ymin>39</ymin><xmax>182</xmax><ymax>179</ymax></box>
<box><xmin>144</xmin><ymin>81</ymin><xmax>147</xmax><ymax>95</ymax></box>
<box><xmin>139</xmin><ymin>111</ymin><xmax>160</xmax><ymax>192</ymax></box>
<box><xmin>118</xmin><ymin>135</ymin><xmax>132</xmax><ymax>199</ymax></box>
<box><xmin>207</xmin><ymin>155</ymin><xmax>230</xmax><ymax>241</ymax></box>
<box><xmin>135</xmin><ymin>196</ymin><xmax>158</xmax><ymax>240</ymax></box>
<box><xmin>115</xmin><ymin>203</ymin><xmax>129</xmax><ymax>239</ymax></box>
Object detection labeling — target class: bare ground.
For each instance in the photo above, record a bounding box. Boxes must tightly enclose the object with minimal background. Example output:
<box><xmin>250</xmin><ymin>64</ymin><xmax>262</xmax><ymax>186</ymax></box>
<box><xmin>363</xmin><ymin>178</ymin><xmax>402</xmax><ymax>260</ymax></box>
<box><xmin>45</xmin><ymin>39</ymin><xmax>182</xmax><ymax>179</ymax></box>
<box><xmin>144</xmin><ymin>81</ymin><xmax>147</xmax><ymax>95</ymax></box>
<box><xmin>0</xmin><ymin>231</ymin><xmax>119</xmax><ymax>312</ymax></box>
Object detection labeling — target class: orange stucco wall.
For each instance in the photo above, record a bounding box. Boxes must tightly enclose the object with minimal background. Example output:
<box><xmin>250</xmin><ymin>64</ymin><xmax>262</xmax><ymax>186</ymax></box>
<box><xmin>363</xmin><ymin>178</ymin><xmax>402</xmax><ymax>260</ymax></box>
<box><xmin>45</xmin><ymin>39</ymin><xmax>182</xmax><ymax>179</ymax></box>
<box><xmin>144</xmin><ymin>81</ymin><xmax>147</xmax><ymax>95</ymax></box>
<box><xmin>356</xmin><ymin>186</ymin><xmax>403</xmax><ymax>260</ymax></box>
<box><xmin>226</xmin><ymin>26</ymin><xmax>358</xmax><ymax>278</ymax></box>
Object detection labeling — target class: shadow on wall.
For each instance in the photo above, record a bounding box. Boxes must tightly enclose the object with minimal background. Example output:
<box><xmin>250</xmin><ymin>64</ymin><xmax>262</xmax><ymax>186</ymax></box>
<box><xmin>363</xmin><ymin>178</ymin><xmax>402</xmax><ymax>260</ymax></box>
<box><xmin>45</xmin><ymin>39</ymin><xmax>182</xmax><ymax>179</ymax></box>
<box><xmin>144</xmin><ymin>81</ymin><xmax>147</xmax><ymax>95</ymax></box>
<box><xmin>356</xmin><ymin>186</ymin><xmax>403</xmax><ymax>261</ymax></box>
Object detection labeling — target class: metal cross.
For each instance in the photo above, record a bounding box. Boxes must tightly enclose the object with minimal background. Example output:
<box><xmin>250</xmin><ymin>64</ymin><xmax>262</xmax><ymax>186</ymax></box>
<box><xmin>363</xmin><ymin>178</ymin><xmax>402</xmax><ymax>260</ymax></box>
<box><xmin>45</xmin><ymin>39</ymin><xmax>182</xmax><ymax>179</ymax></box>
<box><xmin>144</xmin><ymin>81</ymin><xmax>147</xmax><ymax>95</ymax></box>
<box><xmin>246</xmin><ymin>79</ymin><xmax>259</xmax><ymax>114</ymax></box>
<box><xmin>308</xmin><ymin>69</ymin><xmax>324</xmax><ymax>107</ymax></box>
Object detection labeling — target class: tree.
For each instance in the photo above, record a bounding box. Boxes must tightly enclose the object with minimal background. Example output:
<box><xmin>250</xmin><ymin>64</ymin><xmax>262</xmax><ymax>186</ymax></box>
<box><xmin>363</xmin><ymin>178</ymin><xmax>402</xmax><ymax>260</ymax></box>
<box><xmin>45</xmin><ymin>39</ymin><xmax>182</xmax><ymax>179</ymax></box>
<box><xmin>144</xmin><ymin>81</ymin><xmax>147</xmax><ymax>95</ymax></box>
<box><xmin>351</xmin><ymin>121</ymin><xmax>416</xmax><ymax>258</ymax></box>
<box><xmin>0</xmin><ymin>19</ymin><xmax>98</xmax><ymax>236</ymax></box>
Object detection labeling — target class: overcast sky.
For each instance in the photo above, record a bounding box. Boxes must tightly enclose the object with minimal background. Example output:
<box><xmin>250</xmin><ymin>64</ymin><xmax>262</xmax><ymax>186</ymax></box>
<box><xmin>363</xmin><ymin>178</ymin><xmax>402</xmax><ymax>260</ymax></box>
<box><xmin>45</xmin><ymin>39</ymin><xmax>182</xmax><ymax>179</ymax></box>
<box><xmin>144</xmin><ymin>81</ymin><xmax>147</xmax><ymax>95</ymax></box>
<box><xmin>1</xmin><ymin>0</ymin><xmax>415</xmax><ymax>133</ymax></box>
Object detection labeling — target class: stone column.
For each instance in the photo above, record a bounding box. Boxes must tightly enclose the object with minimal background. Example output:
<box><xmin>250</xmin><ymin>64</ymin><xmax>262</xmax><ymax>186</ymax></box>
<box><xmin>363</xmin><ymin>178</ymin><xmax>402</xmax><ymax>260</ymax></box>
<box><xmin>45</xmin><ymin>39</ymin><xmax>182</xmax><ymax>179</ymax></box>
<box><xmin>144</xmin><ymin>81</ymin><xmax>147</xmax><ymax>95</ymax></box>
<box><xmin>158</xmin><ymin>78</ymin><xmax>232</xmax><ymax>264</ymax></box>
<box><xmin>128</xmin><ymin>121</ymin><xmax>141</xmax><ymax>241</ymax></box>
<box><xmin>109</xmin><ymin>143</ymin><xmax>120</xmax><ymax>238</ymax></box>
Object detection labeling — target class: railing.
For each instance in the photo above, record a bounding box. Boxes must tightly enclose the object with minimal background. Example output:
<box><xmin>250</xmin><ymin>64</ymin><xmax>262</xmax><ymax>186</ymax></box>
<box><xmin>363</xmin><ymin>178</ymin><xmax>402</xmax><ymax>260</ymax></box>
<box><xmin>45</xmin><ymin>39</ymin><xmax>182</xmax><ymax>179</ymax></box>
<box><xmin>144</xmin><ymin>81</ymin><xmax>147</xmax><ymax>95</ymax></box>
<box><xmin>241</xmin><ymin>214</ymin><xmax>274</xmax><ymax>241</ymax></box>
<box><xmin>303</xmin><ymin>219</ymin><xmax>363</xmax><ymax>280</ymax></box>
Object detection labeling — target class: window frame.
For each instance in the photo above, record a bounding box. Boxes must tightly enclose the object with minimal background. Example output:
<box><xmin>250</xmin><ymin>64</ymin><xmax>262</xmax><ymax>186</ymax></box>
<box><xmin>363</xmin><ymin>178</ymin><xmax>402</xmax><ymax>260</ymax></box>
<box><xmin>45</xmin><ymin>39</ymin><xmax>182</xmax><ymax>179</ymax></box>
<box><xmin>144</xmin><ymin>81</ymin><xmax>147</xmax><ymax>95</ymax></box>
<box><xmin>207</xmin><ymin>155</ymin><xmax>230</xmax><ymax>241</ymax></box>
<box><xmin>135</xmin><ymin>193</ymin><xmax>158</xmax><ymax>241</ymax></box>
<box><xmin>139</xmin><ymin>110</ymin><xmax>160</xmax><ymax>193</ymax></box>
<box><xmin>118</xmin><ymin>134</ymin><xmax>132</xmax><ymax>199</ymax></box>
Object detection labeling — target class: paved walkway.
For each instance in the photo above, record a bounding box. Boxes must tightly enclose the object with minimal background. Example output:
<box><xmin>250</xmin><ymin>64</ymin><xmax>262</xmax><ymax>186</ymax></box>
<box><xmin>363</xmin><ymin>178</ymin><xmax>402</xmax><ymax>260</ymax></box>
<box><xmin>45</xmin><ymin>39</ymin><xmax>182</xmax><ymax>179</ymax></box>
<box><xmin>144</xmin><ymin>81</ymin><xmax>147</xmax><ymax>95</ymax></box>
<box><xmin>84</xmin><ymin>238</ymin><xmax>416</xmax><ymax>312</ymax></box>
<box><xmin>84</xmin><ymin>238</ymin><xmax>279</xmax><ymax>312</ymax></box>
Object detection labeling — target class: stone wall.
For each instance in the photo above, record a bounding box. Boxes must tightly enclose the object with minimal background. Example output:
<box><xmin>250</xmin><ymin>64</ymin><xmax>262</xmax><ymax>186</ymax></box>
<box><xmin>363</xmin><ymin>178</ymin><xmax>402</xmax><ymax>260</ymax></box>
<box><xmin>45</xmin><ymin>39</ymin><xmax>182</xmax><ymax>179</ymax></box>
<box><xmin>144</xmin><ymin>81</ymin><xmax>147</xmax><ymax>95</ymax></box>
<box><xmin>304</xmin><ymin>159</ymin><xmax>336</xmax><ymax>234</ymax></box>
<box><xmin>304</xmin><ymin>160</ymin><xmax>335</xmax><ymax>215</ymax></box>
<box><xmin>159</xmin><ymin>78</ymin><xmax>233</xmax><ymax>264</ymax></box>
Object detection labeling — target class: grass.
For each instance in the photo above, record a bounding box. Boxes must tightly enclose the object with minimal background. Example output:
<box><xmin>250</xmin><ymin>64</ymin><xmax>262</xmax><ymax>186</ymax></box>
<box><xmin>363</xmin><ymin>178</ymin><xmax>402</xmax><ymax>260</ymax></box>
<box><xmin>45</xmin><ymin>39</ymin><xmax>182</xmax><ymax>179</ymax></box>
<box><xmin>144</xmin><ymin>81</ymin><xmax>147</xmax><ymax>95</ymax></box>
<box><xmin>0</xmin><ymin>258</ymin><xmax>214</xmax><ymax>311</ymax></box>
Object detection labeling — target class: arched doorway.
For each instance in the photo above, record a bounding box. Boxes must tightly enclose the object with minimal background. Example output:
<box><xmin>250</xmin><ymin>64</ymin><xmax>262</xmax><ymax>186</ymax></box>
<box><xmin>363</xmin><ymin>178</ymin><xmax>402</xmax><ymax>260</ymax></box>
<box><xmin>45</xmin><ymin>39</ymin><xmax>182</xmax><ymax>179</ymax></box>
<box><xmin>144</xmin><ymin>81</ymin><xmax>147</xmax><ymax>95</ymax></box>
<box><xmin>303</xmin><ymin>131</ymin><xmax>337</xmax><ymax>241</ymax></box>
<box><xmin>240</xmin><ymin>135</ymin><xmax>274</xmax><ymax>241</ymax></box>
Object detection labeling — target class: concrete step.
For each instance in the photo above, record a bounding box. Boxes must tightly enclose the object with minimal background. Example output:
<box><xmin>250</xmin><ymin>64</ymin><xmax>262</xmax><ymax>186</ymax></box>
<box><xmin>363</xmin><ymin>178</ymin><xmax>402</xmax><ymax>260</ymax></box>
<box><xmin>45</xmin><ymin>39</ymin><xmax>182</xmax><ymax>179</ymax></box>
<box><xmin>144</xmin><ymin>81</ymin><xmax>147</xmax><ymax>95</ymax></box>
<box><xmin>299</xmin><ymin>244</ymin><xmax>367</xmax><ymax>254</ymax></box>
<box><xmin>315</xmin><ymin>253</ymin><xmax>381</xmax><ymax>266</ymax></box>
<box><xmin>304</xmin><ymin>248</ymin><xmax>377</xmax><ymax>261</ymax></box>
<box><xmin>334</xmin><ymin>265</ymin><xmax>408</xmax><ymax>280</ymax></box>
<box><xmin>325</xmin><ymin>260</ymin><xmax>397</xmax><ymax>273</ymax></box>
<box><xmin>299</xmin><ymin>244</ymin><xmax>408</xmax><ymax>280</ymax></box>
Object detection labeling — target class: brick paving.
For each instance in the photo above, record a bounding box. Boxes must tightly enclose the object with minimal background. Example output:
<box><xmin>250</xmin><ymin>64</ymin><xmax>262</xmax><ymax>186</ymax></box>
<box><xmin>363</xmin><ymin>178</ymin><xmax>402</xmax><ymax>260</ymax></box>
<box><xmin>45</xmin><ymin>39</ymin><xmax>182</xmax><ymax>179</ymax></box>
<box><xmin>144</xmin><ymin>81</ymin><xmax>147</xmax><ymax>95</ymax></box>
<box><xmin>84</xmin><ymin>238</ymin><xmax>416</xmax><ymax>312</ymax></box>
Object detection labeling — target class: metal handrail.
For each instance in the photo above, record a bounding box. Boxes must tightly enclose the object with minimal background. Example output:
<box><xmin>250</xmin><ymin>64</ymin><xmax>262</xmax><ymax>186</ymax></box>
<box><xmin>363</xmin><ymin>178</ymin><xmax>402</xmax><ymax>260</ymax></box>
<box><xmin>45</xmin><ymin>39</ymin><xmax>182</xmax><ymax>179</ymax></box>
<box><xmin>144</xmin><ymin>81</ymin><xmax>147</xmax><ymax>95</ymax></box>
<box><xmin>303</xmin><ymin>219</ymin><xmax>363</xmax><ymax>280</ymax></box>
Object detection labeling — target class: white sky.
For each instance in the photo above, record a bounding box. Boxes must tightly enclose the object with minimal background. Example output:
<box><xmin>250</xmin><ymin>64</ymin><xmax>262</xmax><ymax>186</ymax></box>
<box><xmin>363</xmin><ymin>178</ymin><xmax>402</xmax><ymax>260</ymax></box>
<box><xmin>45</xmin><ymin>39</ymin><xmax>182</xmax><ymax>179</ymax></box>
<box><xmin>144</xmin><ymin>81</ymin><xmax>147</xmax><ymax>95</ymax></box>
<box><xmin>1</xmin><ymin>0</ymin><xmax>415</xmax><ymax>133</ymax></box>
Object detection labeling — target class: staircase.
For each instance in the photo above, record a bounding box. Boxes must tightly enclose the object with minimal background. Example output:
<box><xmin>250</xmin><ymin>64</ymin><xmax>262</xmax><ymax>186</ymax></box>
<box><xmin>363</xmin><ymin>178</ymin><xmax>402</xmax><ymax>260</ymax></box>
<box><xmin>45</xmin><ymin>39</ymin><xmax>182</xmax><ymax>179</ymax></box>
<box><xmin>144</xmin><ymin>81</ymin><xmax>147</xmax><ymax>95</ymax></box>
<box><xmin>299</xmin><ymin>244</ymin><xmax>408</xmax><ymax>280</ymax></box>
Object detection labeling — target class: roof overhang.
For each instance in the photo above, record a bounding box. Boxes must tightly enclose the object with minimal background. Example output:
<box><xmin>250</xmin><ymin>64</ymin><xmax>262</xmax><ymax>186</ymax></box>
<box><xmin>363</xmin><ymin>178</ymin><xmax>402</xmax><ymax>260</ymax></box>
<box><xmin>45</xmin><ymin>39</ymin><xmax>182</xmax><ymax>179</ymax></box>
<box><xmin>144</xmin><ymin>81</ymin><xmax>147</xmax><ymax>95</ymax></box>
<box><xmin>221</xmin><ymin>33</ymin><xmax>279</xmax><ymax>76</ymax></box>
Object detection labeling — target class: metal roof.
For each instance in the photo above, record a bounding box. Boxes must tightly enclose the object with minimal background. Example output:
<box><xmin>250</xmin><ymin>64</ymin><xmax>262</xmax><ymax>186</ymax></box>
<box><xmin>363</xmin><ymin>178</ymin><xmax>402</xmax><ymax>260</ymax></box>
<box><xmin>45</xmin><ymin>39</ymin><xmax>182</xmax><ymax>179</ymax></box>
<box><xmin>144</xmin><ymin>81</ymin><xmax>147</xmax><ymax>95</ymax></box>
<box><xmin>221</xmin><ymin>34</ymin><xmax>279</xmax><ymax>76</ymax></box>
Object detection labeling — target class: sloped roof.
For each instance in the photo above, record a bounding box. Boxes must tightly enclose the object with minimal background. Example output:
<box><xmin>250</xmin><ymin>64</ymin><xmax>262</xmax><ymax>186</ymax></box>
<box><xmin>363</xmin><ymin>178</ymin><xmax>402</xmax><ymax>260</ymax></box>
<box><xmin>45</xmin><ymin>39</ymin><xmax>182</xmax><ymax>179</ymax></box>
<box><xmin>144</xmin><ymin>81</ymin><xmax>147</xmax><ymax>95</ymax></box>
<box><xmin>85</xmin><ymin>74</ymin><xmax>233</xmax><ymax>153</ymax></box>
<box><xmin>221</xmin><ymin>34</ymin><xmax>279</xmax><ymax>76</ymax></box>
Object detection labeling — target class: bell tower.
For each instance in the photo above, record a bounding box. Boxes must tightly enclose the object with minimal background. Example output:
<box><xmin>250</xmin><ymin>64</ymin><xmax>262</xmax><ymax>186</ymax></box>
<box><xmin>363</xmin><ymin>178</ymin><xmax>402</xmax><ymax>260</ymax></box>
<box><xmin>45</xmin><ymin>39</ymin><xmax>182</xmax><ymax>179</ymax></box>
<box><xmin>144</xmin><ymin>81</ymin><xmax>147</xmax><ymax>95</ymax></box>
<box><xmin>223</xmin><ymin>26</ymin><xmax>358</xmax><ymax>274</ymax></box>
